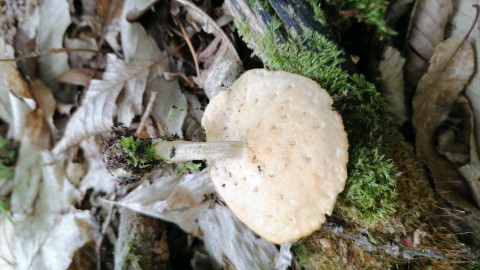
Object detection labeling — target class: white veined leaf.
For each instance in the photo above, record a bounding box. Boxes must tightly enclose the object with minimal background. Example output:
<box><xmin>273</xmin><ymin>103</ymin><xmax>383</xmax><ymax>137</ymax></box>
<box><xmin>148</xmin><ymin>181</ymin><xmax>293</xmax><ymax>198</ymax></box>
<box><xmin>112</xmin><ymin>170</ymin><xmax>283</xmax><ymax>269</ymax></box>
<box><xmin>53</xmin><ymin>54</ymin><xmax>152</xmax><ymax>155</ymax></box>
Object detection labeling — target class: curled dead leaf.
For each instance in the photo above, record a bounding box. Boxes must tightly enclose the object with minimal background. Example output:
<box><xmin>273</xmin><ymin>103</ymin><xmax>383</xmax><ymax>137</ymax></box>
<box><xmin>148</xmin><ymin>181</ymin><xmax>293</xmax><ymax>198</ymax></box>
<box><xmin>412</xmin><ymin>37</ymin><xmax>480</xmax><ymax>215</ymax></box>
<box><xmin>57</xmin><ymin>68</ymin><xmax>95</xmax><ymax>88</ymax></box>
<box><xmin>1</xmin><ymin>62</ymin><xmax>33</xmax><ymax>99</ymax></box>
<box><xmin>405</xmin><ymin>0</ymin><xmax>452</xmax><ymax>95</ymax></box>
<box><xmin>379</xmin><ymin>46</ymin><xmax>408</xmax><ymax>124</ymax></box>
<box><xmin>26</xmin><ymin>108</ymin><xmax>51</xmax><ymax>149</ymax></box>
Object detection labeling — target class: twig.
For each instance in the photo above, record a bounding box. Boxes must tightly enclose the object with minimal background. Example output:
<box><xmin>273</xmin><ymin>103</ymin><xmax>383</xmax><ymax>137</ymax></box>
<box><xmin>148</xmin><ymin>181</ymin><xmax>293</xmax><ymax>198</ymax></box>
<box><xmin>322</xmin><ymin>222</ymin><xmax>446</xmax><ymax>260</ymax></box>
<box><xmin>0</xmin><ymin>48</ymin><xmax>103</xmax><ymax>62</ymax></box>
<box><xmin>174</xmin><ymin>17</ymin><xmax>200</xmax><ymax>77</ymax></box>
<box><xmin>136</xmin><ymin>91</ymin><xmax>158</xmax><ymax>136</ymax></box>
<box><xmin>96</xmin><ymin>195</ymin><xmax>117</xmax><ymax>270</ymax></box>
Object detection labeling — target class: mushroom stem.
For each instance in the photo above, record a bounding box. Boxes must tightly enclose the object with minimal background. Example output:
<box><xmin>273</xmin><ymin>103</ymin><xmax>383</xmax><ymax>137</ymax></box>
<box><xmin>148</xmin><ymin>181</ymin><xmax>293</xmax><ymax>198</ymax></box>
<box><xmin>154</xmin><ymin>140</ymin><xmax>244</xmax><ymax>162</ymax></box>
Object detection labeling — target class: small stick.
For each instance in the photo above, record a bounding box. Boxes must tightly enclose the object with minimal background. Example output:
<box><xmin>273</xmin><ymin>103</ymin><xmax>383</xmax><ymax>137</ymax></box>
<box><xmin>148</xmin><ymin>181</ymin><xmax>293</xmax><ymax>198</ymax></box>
<box><xmin>0</xmin><ymin>48</ymin><xmax>103</xmax><ymax>62</ymax></box>
<box><xmin>175</xmin><ymin>17</ymin><xmax>200</xmax><ymax>77</ymax></box>
<box><xmin>96</xmin><ymin>195</ymin><xmax>116</xmax><ymax>270</ymax></box>
<box><xmin>136</xmin><ymin>91</ymin><xmax>158</xmax><ymax>136</ymax></box>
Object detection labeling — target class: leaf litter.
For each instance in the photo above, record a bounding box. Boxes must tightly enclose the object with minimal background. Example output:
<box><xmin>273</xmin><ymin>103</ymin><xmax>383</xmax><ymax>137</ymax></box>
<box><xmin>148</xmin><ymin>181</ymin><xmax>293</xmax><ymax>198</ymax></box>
<box><xmin>1</xmin><ymin>0</ymin><xmax>480</xmax><ymax>269</ymax></box>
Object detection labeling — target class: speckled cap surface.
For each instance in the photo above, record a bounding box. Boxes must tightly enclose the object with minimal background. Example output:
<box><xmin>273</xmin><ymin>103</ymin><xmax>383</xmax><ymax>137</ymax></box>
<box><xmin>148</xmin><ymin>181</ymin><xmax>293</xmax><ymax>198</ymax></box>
<box><xmin>202</xmin><ymin>69</ymin><xmax>349</xmax><ymax>244</ymax></box>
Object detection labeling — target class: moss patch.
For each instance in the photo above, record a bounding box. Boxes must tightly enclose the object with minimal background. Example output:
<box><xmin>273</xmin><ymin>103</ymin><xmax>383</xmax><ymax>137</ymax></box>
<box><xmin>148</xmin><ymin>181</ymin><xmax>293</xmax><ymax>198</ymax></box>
<box><xmin>103</xmin><ymin>127</ymin><xmax>166</xmax><ymax>184</ymax></box>
<box><xmin>121</xmin><ymin>136</ymin><xmax>162</xmax><ymax>168</ymax></box>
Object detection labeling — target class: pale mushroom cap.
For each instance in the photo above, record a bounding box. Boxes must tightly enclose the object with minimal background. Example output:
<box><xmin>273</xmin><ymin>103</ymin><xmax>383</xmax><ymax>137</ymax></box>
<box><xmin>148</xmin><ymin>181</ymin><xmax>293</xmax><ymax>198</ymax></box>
<box><xmin>201</xmin><ymin>69</ymin><xmax>348</xmax><ymax>244</ymax></box>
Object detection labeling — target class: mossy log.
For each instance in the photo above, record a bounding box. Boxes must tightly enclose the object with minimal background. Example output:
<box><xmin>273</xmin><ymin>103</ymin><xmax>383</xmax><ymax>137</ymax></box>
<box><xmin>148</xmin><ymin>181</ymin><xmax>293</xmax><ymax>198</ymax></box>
<box><xmin>225</xmin><ymin>0</ymin><xmax>470</xmax><ymax>268</ymax></box>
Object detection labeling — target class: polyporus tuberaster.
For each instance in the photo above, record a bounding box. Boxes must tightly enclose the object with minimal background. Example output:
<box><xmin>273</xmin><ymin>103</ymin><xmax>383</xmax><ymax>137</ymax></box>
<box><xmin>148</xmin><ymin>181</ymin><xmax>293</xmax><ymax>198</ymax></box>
<box><xmin>202</xmin><ymin>69</ymin><xmax>348</xmax><ymax>244</ymax></box>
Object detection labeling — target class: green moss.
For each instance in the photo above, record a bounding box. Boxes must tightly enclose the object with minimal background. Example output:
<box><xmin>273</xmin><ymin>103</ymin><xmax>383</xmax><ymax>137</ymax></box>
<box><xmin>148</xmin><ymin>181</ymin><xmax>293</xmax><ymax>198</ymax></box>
<box><xmin>291</xmin><ymin>241</ymin><xmax>309</xmax><ymax>267</ymax></box>
<box><xmin>120</xmin><ymin>136</ymin><xmax>163</xmax><ymax>167</ymax></box>
<box><xmin>339</xmin><ymin>145</ymin><xmax>398</xmax><ymax>223</ymax></box>
<box><xmin>237</xmin><ymin>18</ymin><xmax>398</xmax><ymax>225</ymax></box>
<box><xmin>0</xmin><ymin>139</ymin><xmax>15</xmax><ymax>179</ymax></box>
<box><xmin>324</xmin><ymin>0</ymin><xmax>396</xmax><ymax>36</ymax></box>
<box><xmin>177</xmin><ymin>162</ymin><xmax>202</xmax><ymax>176</ymax></box>
<box><xmin>123</xmin><ymin>235</ymin><xmax>141</xmax><ymax>270</ymax></box>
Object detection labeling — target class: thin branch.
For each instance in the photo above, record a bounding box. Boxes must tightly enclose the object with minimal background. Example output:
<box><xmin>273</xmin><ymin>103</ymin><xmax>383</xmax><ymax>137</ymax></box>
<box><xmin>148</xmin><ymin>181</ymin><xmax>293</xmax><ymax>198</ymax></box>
<box><xmin>175</xmin><ymin>17</ymin><xmax>200</xmax><ymax>77</ymax></box>
<box><xmin>136</xmin><ymin>91</ymin><xmax>158</xmax><ymax>136</ymax></box>
<box><xmin>96</xmin><ymin>195</ymin><xmax>117</xmax><ymax>270</ymax></box>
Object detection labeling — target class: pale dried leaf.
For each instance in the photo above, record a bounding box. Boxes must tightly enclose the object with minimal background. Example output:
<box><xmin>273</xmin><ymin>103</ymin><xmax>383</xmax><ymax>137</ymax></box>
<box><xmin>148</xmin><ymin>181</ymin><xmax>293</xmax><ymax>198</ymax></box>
<box><xmin>113</xmin><ymin>170</ymin><xmax>283</xmax><ymax>269</ymax></box>
<box><xmin>379</xmin><ymin>46</ymin><xmax>408</xmax><ymax>124</ymax></box>
<box><xmin>8</xmin><ymin>94</ymin><xmax>33</xmax><ymax>140</ymax></box>
<box><xmin>14</xmin><ymin>210</ymin><xmax>96</xmax><ymax>270</ymax></box>
<box><xmin>119</xmin><ymin>3</ymin><xmax>169</xmax><ymax>128</ymax></box>
<box><xmin>405</xmin><ymin>0</ymin><xmax>452</xmax><ymax>94</ymax></box>
<box><xmin>36</xmin><ymin>0</ymin><xmax>71</xmax><ymax>91</ymax></box>
<box><xmin>10</xmin><ymin>137</ymin><xmax>42</xmax><ymax>218</ymax></box>
<box><xmin>64</xmin><ymin>34</ymin><xmax>99</xmax><ymax>68</ymax></box>
<box><xmin>53</xmin><ymin>54</ymin><xmax>152</xmax><ymax>155</ymax></box>
<box><xmin>120</xmin><ymin>0</ymin><xmax>162</xmax><ymax>62</ymax></box>
<box><xmin>118</xmin><ymin>23</ymin><xmax>163</xmax><ymax>126</ymax></box>
<box><xmin>0</xmin><ymin>217</ymin><xmax>15</xmax><ymax>269</ymax></box>
<box><xmin>456</xmin><ymin>97</ymin><xmax>480</xmax><ymax>206</ymax></box>
<box><xmin>12</xmin><ymin>150</ymin><xmax>95</xmax><ymax>270</ymax></box>
<box><xmin>0</xmin><ymin>39</ymin><xmax>35</xmax><ymax>139</ymax></box>
<box><xmin>79</xmin><ymin>138</ymin><xmax>116</xmax><ymax>194</ymax></box>
<box><xmin>57</xmin><ymin>68</ymin><xmax>95</xmax><ymax>87</ymax></box>
<box><xmin>412</xmin><ymin>37</ymin><xmax>480</xmax><ymax>215</ymax></box>
<box><xmin>449</xmin><ymin>0</ymin><xmax>480</xmax><ymax>161</ymax></box>
<box><xmin>193</xmin><ymin>36</ymin><xmax>242</xmax><ymax>99</ymax></box>
<box><xmin>146</xmin><ymin>77</ymin><xmax>187</xmax><ymax>137</ymax></box>
<box><xmin>0</xmin><ymin>87</ymin><xmax>11</xmax><ymax>124</ymax></box>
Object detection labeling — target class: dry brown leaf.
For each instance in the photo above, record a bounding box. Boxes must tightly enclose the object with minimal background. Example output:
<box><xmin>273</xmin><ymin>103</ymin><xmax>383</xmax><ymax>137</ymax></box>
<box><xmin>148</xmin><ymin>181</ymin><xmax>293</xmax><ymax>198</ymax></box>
<box><xmin>95</xmin><ymin>0</ymin><xmax>125</xmax><ymax>25</ymax></box>
<box><xmin>25</xmin><ymin>108</ymin><xmax>51</xmax><ymax>149</ymax></box>
<box><xmin>30</xmin><ymin>79</ymin><xmax>57</xmax><ymax>133</ymax></box>
<box><xmin>0</xmin><ymin>62</ymin><xmax>33</xmax><ymax>99</ymax></box>
<box><xmin>412</xmin><ymin>37</ymin><xmax>480</xmax><ymax>215</ymax></box>
<box><xmin>53</xmin><ymin>54</ymin><xmax>153</xmax><ymax>155</ymax></box>
<box><xmin>57</xmin><ymin>68</ymin><xmax>95</xmax><ymax>88</ymax></box>
<box><xmin>405</xmin><ymin>0</ymin><xmax>452</xmax><ymax>95</ymax></box>
<box><xmin>379</xmin><ymin>46</ymin><xmax>408</xmax><ymax>124</ymax></box>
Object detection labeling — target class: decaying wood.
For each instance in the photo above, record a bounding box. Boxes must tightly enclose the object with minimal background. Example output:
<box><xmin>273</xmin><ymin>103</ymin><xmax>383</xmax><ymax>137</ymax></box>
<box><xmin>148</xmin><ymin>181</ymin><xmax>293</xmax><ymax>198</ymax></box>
<box><xmin>412</xmin><ymin>37</ymin><xmax>480</xmax><ymax>216</ymax></box>
<box><xmin>115</xmin><ymin>208</ymin><xmax>170</xmax><ymax>270</ymax></box>
<box><xmin>405</xmin><ymin>0</ymin><xmax>452</xmax><ymax>97</ymax></box>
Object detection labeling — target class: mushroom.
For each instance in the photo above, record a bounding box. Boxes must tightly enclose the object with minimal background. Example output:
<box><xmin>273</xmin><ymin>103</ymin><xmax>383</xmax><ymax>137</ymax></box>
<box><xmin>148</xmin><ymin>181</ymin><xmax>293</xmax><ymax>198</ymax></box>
<box><xmin>202</xmin><ymin>69</ymin><xmax>348</xmax><ymax>244</ymax></box>
<box><xmin>104</xmin><ymin>69</ymin><xmax>348</xmax><ymax>244</ymax></box>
